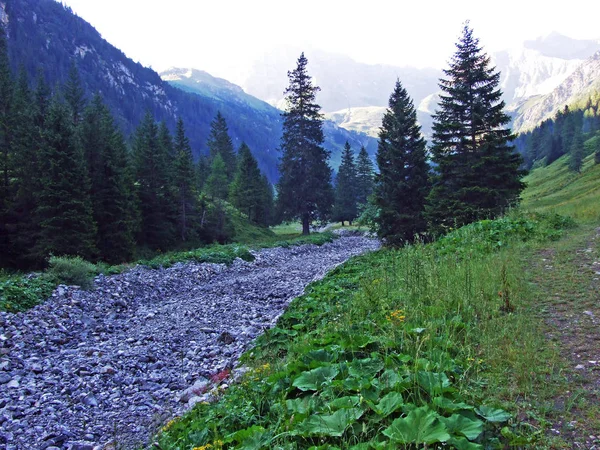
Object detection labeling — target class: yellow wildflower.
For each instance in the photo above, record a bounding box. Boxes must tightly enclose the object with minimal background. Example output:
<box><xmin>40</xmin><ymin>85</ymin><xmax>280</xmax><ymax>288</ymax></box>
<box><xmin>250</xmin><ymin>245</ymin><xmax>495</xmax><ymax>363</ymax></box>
<box><xmin>387</xmin><ymin>309</ymin><xmax>406</xmax><ymax>325</ymax></box>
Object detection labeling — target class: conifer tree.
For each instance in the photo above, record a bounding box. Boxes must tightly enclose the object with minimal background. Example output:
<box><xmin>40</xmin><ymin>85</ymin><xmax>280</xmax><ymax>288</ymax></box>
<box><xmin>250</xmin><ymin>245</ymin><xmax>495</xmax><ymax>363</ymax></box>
<box><xmin>0</xmin><ymin>27</ymin><xmax>14</xmax><ymax>266</ymax></box>
<box><xmin>356</xmin><ymin>146</ymin><xmax>374</xmax><ymax>205</ymax></box>
<box><xmin>81</xmin><ymin>95</ymin><xmax>135</xmax><ymax>262</ymax></box>
<box><xmin>64</xmin><ymin>61</ymin><xmax>86</xmax><ymax>126</ymax></box>
<box><xmin>173</xmin><ymin>117</ymin><xmax>197</xmax><ymax>241</ymax></box>
<box><xmin>374</xmin><ymin>80</ymin><xmax>430</xmax><ymax>246</ymax></box>
<box><xmin>35</xmin><ymin>97</ymin><xmax>97</xmax><ymax>261</ymax></box>
<box><xmin>205</xmin><ymin>153</ymin><xmax>229</xmax><ymax>200</ymax></box>
<box><xmin>196</xmin><ymin>154</ymin><xmax>210</xmax><ymax>192</ymax></box>
<box><xmin>207</xmin><ymin>112</ymin><xmax>237</xmax><ymax>181</ymax></box>
<box><xmin>133</xmin><ymin>112</ymin><xmax>175</xmax><ymax>249</ymax></box>
<box><xmin>259</xmin><ymin>175</ymin><xmax>274</xmax><ymax>227</ymax></box>
<box><xmin>333</xmin><ymin>142</ymin><xmax>358</xmax><ymax>225</ymax></box>
<box><xmin>277</xmin><ymin>53</ymin><xmax>334</xmax><ymax>235</ymax></box>
<box><xmin>426</xmin><ymin>23</ymin><xmax>524</xmax><ymax>233</ymax></box>
<box><xmin>569</xmin><ymin>132</ymin><xmax>584</xmax><ymax>173</ymax></box>
<box><xmin>230</xmin><ymin>143</ymin><xmax>264</xmax><ymax>224</ymax></box>
<box><xmin>10</xmin><ymin>68</ymin><xmax>38</xmax><ymax>267</ymax></box>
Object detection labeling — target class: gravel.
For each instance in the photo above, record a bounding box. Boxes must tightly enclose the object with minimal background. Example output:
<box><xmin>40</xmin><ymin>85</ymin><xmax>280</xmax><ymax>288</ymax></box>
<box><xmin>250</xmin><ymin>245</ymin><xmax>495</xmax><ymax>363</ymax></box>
<box><xmin>0</xmin><ymin>233</ymin><xmax>379</xmax><ymax>449</ymax></box>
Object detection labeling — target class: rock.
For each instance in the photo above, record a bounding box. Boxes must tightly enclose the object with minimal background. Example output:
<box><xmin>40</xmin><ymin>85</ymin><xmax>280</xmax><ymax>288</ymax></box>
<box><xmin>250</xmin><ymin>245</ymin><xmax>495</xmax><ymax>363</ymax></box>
<box><xmin>0</xmin><ymin>236</ymin><xmax>380</xmax><ymax>448</ymax></box>
<box><xmin>575</xmin><ymin>364</ymin><xmax>586</xmax><ymax>370</ymax></box>
<box><xmin>6</xmin><ymin>379</ymin><xmax>19</xmax><ymax>388</ymax></box>
<box><xmin>82</xmin><ymin>394</ymin><xmax>98</xmax><ymax>407</ymax></box>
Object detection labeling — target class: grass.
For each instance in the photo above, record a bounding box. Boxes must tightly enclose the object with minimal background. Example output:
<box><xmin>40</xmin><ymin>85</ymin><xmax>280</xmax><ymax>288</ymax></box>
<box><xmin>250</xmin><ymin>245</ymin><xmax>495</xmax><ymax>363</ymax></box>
<box><xmin>155</xmin><ymin>212</ymin><xmax>572</xmax><ymax>449</ymax></box>
<box><xmin>521</xmin><ymin>153</ymin><xmax>600</xmax><ymax>223</ymax></box>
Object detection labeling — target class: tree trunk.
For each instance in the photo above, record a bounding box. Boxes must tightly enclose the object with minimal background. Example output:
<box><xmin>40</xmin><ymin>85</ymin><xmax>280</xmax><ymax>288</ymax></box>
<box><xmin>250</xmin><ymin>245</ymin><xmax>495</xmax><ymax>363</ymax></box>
<box><xmin>341</xmin><ymin>220</ymin><xmax>345</xmax><ymax>226</ymax></box>
<box><xmin>302</xmin><ymin>215</ymin><xmax>310</xmax><ymax>235</ymax></box>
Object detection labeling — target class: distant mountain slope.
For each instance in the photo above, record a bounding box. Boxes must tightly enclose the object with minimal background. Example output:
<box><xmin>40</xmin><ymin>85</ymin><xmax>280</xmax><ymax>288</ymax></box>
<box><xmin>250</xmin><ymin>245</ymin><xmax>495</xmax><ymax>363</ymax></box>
<box><xmin>1</xmin><ymin>0</ymin><xmax>375</xmax><ymax>183</ymax></box>
<box><xmin>241</xmin><ymin>47</ymin><xmax>442</xmax><ymax>113</ymax></box>
<box><xmin>161</xmin><ymin>67</ymin><xmax>378</xmax><ymax>171</ymax></box>
<box><xmin>511</xmin><ymin>51</ymin><xmax>600</xmax><ymax>133</ymax></box>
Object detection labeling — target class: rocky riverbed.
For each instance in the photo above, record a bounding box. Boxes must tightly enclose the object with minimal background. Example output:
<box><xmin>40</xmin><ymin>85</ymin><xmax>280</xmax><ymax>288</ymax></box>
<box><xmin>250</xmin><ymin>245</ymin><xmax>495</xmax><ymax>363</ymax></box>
<box><xmin>0</xmin><ymin>233</ymin><xmax>379</xmax><ymax>450</ymax></box>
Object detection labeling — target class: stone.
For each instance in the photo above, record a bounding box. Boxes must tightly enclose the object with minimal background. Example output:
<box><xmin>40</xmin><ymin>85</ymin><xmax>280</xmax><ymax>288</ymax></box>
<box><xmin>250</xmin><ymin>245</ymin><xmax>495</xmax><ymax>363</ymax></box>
<box><xmin>6</xmin><ymin>379</ymin><xmax>19</xmax><ymax>388</ymax></box>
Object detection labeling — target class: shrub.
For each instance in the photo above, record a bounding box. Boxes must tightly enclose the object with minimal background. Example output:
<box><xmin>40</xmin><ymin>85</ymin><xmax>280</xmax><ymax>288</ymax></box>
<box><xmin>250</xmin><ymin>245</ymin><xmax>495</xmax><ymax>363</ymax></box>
<box><xmin>45</xmin><ymin>256</ymin><xmax>97</xmax><ymax>290</ymax></box>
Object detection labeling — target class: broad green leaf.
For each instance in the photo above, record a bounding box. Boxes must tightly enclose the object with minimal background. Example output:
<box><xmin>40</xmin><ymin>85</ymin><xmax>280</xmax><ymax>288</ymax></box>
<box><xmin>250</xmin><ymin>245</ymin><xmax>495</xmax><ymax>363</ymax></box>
<box><xmin>448</xmin><ymin>436</ymin><xmax>484</xmax><ymax>450</ymax></box>
<box><xmin>329</xmin><ymin>396</ymin><xmax>360</xmax><ymax>410</ymax></box>
<box><xmin>475</xmin><ymin>405</ymin><xmax>511</xmax><ymax>423</ymax></box>
<box><xmin>382</xmin><ymin>406</ymin><xmax>450</xmax><ymax>444</ymax></box>
<box><xmin>348</xmin><ymin>358</ymin><xmax>384</xmax><ymax>379</ymax></box>
<box><xmin>371</xmin><ymin>392</ymin><xmax>404</xmax><ymax>417</ymax></box>
<box><xmin>292</xmin><ymin>366</ymin><xmax>339</xmax><ymax>391</ymax></box>
<box><xmin>433</xmin><ymin>396</ymin><xmax>475</xmax><ymax>412</ymax></box>
<box><xmin>379</xmin><ymin>369</ymin><xmax>402</xmax><ymax>390</ymax></box>
<box><xmin>416</xmin><ymin>371</ymin><xmax>451</xmax><ymax>395</ymax></box>
<box><xmin>304</xmin><ymin>349</ymin><xmax>337</xmax><ymax>366</ymax></box>
<box><xmin>286</xmin><ymin>397</ymin><xmax>315</xmax><ymax>415</ymax></box>
<box><xmin>300</xmin><ymin>408</ymin><xmax>365</xmax><ymax>437</ymax></box>
<box><xmin>441</xmin><ymin>414</ymin><xmax>483</xmax><ymax>440</ymax></box>
<box><xmin>226</xmin><ymin>425</ymin><xmax>272</xmax><ymax>450</ymax></box>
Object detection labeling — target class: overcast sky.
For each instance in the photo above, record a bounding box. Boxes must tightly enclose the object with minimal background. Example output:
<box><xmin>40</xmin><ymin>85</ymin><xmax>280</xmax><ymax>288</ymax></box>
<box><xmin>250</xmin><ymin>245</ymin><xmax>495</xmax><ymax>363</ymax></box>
<box><xmin>61</xmin><ymin>0</ymin><xmax>600</xmax><ymax>83</ymax></box>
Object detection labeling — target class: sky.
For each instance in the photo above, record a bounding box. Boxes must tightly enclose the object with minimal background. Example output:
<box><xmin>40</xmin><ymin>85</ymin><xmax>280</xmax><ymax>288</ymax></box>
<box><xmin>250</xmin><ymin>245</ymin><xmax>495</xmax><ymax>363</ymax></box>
<box><xmin>60</xmin><ymin>0</ymin><xmax>600</xmax><ymax>84</ymax></box>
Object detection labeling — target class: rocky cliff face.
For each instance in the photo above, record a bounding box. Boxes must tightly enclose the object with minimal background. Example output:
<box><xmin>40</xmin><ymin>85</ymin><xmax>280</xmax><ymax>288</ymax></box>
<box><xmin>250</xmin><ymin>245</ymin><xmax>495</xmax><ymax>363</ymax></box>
<box><xmin>511</xmin><ymin>52</ymin><xmax>600</xmax><ymax>132</ymax></box>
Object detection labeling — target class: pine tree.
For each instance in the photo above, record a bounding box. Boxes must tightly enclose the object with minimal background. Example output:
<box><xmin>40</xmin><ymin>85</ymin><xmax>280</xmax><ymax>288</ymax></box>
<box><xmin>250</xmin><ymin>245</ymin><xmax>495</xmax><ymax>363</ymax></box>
<box><xmin>374</xmin><ymin>80</ymin><xmax>430</xmax><ymax>246</ymax></box>
<box><xmin>426</xmin><ymin>23</ymin><xmax>524</xmax><ymax>233</ymax></box>
<box><xmin>356</xmin><ymin>146</ymin><xmax>374</xmax><ymax>205</ymax></box>
<box><xmin>205</xmin><ymin>153</ymin><xmax>229</xmax><ymax>200</ymax></box>
<box><xmin>277</xmin><ymin>53</ymin><xmax>334</xmax><ymax>235</ymax></box>
<box><xmin>173</xmin><ymin>117</ymin><xmax>197</xmax><ymax>241</ymax></box>
<box><xmin>35</xmin><ymin>97</ymin><xmax>97</xmax><ymax>261</ymax></box>
<box><xmin>569</xmin><ymin>132</ymin><xmax>584</xmax><ymax>173</ymax></box>
<box><xmin>10</xmin><ymin>68</ymin><xmax>38</xmax><ymax>267</ymax></box>
<box><xmin>133</xmin><ymin>112</ymin><xmax>175</xmax><ymax>249</ymax></box>
<box><xmin>258</xmin><ymin>175</ymin><xmax>274</xmax><ymax>227</ymax></box>
<box><xmin>333</xmin><ymin>142</ymin><xmax>358</xmax><ymax>225</ymax></box>
<box><xmin>207</xmin><ymin>112</ymin><xmax>237</xmax><ymax>182</ymax></box>
<box><xmin>0</xmin><ymin>25</ymin><xmax>12</xmax><ymax>263</ymax></box>
<box><xmin>229</xmin><ymin>143</ymin><xmax>264</xmax><ymax>224</ymax></box>
<box><xmin>196</xmin><ymin>154</ymin><xmax>210</xmax><ymax>193</ymax></box>
<box><xmin>64</xmin><ymin>61</ymin><xmax>86</xmax><ymax>126</ymax></box>
<box><xmin>81</xmin><ymin>95</ymin><xmax>135</xmax><ymax>263</ymax></box>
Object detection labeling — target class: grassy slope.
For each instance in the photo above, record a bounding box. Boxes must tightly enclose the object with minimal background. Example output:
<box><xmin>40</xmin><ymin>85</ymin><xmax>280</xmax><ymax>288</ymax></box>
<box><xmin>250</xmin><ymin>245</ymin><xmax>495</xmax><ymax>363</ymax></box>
<box><xmin>154</xmin><ymin>159</ymin><xmax>600</xmax><ymax>449</ymax></box>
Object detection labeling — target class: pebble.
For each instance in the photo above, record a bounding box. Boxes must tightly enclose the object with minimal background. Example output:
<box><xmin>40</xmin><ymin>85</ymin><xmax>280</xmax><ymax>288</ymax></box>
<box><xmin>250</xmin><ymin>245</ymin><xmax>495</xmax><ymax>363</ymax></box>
<box><xmin>0</xmin><ymin>232</ymin><xmax>379</xmax><ymax>449</ymax></box>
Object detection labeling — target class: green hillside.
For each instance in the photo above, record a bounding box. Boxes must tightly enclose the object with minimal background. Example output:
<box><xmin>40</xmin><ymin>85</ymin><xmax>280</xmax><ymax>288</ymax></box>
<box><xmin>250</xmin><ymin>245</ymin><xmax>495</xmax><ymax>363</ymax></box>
<box><xmin>521</xmin><ymin>152</ymin><xmax>600</xmax><ymax>221</ymax></box>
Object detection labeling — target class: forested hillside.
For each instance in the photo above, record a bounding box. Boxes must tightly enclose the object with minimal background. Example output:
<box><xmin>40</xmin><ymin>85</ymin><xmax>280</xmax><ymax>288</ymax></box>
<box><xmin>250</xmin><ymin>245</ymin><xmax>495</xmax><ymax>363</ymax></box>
<box><xmin>1</xmin><ymin>0</ymin><xmax>376</xmax><ymax>182</ymax></box>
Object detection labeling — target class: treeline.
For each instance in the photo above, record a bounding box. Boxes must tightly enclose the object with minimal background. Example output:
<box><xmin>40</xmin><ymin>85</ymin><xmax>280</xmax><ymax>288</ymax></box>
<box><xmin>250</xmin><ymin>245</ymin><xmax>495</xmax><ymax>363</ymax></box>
<box><xmin>0</xmin><ymin>30</ymin><xmax>274</xmax><ymax>269</ymax></box>
<box><xmin>515</xmin><ymin>94</ymin><xmax>600</xmax><ymax>172</ymax></box>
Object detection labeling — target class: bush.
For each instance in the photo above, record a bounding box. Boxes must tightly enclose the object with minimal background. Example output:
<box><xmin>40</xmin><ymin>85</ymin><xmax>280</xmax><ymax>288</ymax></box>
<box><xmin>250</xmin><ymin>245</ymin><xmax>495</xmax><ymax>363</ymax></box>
<box><xmin>45</xmin><ymin>256</ymin><xmax>97</xmax><ymax>290</ymax></box>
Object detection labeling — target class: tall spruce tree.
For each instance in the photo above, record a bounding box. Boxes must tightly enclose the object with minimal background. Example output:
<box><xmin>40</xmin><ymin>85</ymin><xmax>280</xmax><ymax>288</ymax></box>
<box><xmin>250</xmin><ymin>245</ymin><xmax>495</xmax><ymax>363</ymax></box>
<box><xmin>333</xmin><ymin>142</ymin><xmax>358</xmax><ymax>225</ymax></box>
<box><xmin>10</xmin><ymin>68</ymin><xmax>39</xmax><ymax>267</ymax></box>
<box><xmin>64</xmin><ymin>61</ymin><xmax>86</xmax><ymax>126</ymax></box>
<box><xmin>277</xmin><ymin>53</ymin><xmax>333</xmax><ymax>235</ymax></box>
<box><xmin>81</xmin><ymin>95</ymin><xmax>135</xmax><ymax>263</ymax></box>
<box><xmin>569</xmin><ymin>132</ymin><xmax>584</xmax><ymax>173</ymax></box>
<box><xmin>426</xmin><ymin>23</ymin><xmax>524</xmax><ymax>233</ymax></box>
<box><xmin>230</xmin><ymin>143</ymin><xmax>265</xmax><ymax>224</ymax></box>
<box><xmin>205</xmin><ymin>153</ymin><xmax>229</xmax><ymax>200</ymax></box>
<box><xmin>0</xmin><ymin>26</ymin><xmax>13</xmax><ymax>265</ymax></box>
<box><xmin>35</xmin><ymin>97</ymin><xmax>97</xmax><ymax>261</ymax></box>
<box><xmin>133</xmin><ymin>112</ymin><xmax>175</xmax><ymax>249</ymax></box>
<box><xmin>207</xmin><ymin>112</ymin><xmax>237</xmax><ymax>182</ymax></box>
<box><xmin>173</xmin><ymin>117</ymin><xmax>197</xmax><ymax>241</ymax></box>
<box><xmin>259</xmin><ymin>175</ymin><xmax>274</xmax><ymax>227</ymax></box>
<box><xmin>374</xmin><ymin>80</ymin><xmax>430</xmax><ymax>246</ymax></box>
<box><xmin>356</xmin><ymin>146</ymin><xmax>375</xmax><ymax>205</ymax></box>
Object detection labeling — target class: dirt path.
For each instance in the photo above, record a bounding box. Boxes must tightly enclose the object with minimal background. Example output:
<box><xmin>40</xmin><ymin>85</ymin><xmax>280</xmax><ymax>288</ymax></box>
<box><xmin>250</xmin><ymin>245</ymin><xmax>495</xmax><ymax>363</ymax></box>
<box><xmin>532</xmin><ymin>227</ymin><xmax>600</xmax><ymax>448</ymax></box>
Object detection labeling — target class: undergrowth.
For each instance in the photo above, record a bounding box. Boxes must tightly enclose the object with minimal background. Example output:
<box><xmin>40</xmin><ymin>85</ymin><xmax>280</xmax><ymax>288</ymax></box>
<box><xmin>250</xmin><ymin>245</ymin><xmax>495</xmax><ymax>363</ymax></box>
<box><xmin>155</xmin><ymin>212</ymin><xmax>571</xmax><ymax>449</ymax></box>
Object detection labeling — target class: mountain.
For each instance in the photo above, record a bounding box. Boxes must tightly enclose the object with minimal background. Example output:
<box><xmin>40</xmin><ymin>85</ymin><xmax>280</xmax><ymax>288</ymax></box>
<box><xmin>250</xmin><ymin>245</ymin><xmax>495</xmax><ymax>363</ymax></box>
<box><xmin>1</xmin><ymin>0</ymin><xmax>376</xmax><ymax>183</ymax></box>
<box><xmin>161</xmin><ymin>67</ymin><xmax>378</xmax><ymax>170</ymax></box>
<box><xmin>510</xmin><ymin>51</ymin><xmax>600</xmax><ymax>133</ymax></box>
<box><xmin>241</xmin><ymin>47</ymin><xmax>442</xmax><ymax>113</ymax></box>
